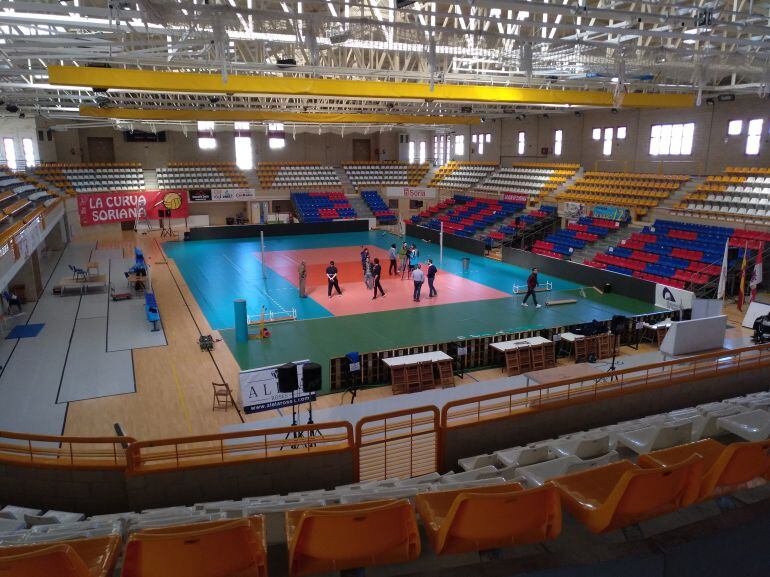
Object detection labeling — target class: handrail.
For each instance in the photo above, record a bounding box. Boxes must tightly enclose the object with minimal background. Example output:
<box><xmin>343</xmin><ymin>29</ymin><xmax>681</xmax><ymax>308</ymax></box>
<box><xmin>0</xmin><ymin>430</ymin><xmax>135</xmax><ymax>468</ymax></box>
<box><xmin>441</xmin><ymin>343</ymin><xmax>770</xmax><ymax>429</ymax></box>
<box><xmin>126</xmin><ymin>421</ymin><xmax>354</xmax><ymax>474</ymax></box>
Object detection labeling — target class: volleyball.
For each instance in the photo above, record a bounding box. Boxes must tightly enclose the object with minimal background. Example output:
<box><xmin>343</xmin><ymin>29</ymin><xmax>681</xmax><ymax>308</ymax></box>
<box><xmin>162</xmin><ymin>192</ymin><xmax>182</xmax><ymax>211</ymax></box>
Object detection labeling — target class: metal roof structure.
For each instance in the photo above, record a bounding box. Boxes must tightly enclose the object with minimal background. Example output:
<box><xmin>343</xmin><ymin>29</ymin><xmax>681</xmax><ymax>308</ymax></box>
<box><xmin>1</xmin><ymin>0</ymin><xmax>768</xmax><ymax>129</ymax></box>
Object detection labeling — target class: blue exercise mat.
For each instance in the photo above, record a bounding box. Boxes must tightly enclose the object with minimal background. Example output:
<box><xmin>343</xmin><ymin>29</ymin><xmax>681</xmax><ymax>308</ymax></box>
<box><xmin>6</xmin><ymin>323</ymin><xmax>44</xmax><ymax>339</ymax></box>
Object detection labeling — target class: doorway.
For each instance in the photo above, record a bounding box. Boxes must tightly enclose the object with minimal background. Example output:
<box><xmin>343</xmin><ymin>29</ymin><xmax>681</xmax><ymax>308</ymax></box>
<box><xmin>352</xmin><ymin>139</ymin><xmax>371</xmax><ymax>161</ymax></box>
<box><xmin>87</xmin><ymin>137</ymin><xmax>116</xmax><ymax>163</ymax></box>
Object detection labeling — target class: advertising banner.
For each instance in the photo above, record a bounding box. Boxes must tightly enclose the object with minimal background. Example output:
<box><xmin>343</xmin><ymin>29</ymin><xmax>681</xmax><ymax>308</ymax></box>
<box><xmin>189</xmin><ymin>189</ymin><xmax>257</xmax><ymax>202</ymax></box>
<box><xmin>77</xmin><ymin>190</ymin><xmax>188</xmax><ymax>226</ymax></box>
<box><xmin>592</xmin><ymin>205</ymin><xmax>627</xmax><ymax>221</ymax></box>
<box><xmin>502</xmin><ymin>193</ymin><xmax>530</xmax><ymax>203</ymax></box>
<box><xmin>655</xmin><ymin>283</ymin><xmax>694</xmax><ymax>311</ymax></box>
<box><xmin>385</xmin><ymin>186</ymin><xmax>437</xmax><ymax>199</ymax></box>
<box><xmin>239</xmin><ymin>360</ymin><xmax>315</xmax><ymax>414</ymax></box>
<box><xmin>563</xmin><ymin>202</ymin><xmax>585</xmax><ymax>220</ymax></box>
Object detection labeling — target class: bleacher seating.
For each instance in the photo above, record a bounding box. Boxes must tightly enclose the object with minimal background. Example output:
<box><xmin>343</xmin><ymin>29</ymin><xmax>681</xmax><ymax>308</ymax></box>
<box><xmin>257</xmin><ymin>163</ymin><xmax>340</xmax><ymax>189</ymax></box>
<box><xmin>430</xmin><ymin>161</ymin><xmax>497</xmax><ymax>189</ymax></box>
<box><xmin>35</xmin><ymin>163</ymin><xmax>144</xmax><ymax>194</ymax></box>
<box><xmin>676</xmin><ymin>166</ymin><xmax>770</xmax><ymax>224</ymax></box>
<box><xmin>360</xmin><ymin>190</ymin><xmax>397</xmax><ymax>224</ymax></box>
<box><xmin>411</xmin><ymin>195</ymin><xmax>558</xmax><ymax>248</ymax></box>
<box><xmin>156</xmin><ymin>163</ymin><xmax>247</xmax><ymax>189</ymax></box>
<box><xmin>556</xmin><ymin>171</ymin><xmax>689</xmax><ymax>217</ymax></box>
<box><xmin>292</xmin><ymin>192</ymin><xmax>357</xmax><ymax>222</ymax></box>
<box><xmin>583</xmin><ymin>219</ymin><xmax>769</xmax><ymax>290</ymax></box>
<box><xmin>477</xmin><ymin>163</ymin><xmax>579</xmax><ymax>198</ymax></box>
<box><xmin>344</xmin><ymin>162</ymin><xmax>429</xmax><ymax>188</ymax></box>
<box><xmin>535</xmin><ymin>216</ymin><xmax>623</xmax><ymax>259</ymax></box>
<box><xmin>0</xmin><ymin>168</ymin><xmax>59</xmax><ymax>233</ymax></box>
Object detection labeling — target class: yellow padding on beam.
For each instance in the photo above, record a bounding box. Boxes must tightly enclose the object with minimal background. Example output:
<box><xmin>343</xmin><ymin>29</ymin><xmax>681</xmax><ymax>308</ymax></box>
<box><xmin>49</xmin><ymin>66</ymin><xmax>695</xmax><ymax>108</ymax></box>
<box><xmin>78</xmin><ymin>106</ymin><xmax>480</xmax><ymax>125</ymax></box>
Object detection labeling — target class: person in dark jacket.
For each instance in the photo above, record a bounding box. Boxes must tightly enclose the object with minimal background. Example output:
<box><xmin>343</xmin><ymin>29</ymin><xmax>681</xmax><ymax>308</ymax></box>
<box><xmin>426</xmin><ymin>258</ymin><xmax>438</xmax><ymax>297</ymax></box>
<box><xmin>372</xmin><ymin>258</ymin><xmax>385</xmax><ymax>299</ymax></box>
<box><xmin>521</xmin><ymin>267</ymin><xmax>542</xmax><ymax>308</ymax></box>
<box><xmin>326</xmin><ymin>261</ymin><xmax>342</xmax><ymax>298</ymax></box>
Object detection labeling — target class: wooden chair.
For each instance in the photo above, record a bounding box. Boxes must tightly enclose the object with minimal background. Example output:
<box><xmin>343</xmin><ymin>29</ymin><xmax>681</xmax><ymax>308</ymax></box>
<box><xmin>543</xmin><ymin>342</ymin><xmax>556</xmax><ymax>368</ymax></box>
<box><xmin>390</xmin><ymin>365</ymin><xmax>407</xmax><ymax>395</ymax></box>
<box><xmin>530</xmin><ymin>345</ymin><xmax>546</xmax><ymax>371</ymax></box>
<box><xmin>405</xmin><ymin>363</ymin><xmax>421</xmax><ymax>394</ymax></box>
<box><xmin>573</xmin><ymin>336</ymin><xmax>587</xmax><ymax>363</ymax></box>
<box><xmin>517</xmin><ymin>346</ymin><xmax>532</xmax><ymax>373</ymax></box>
<box><xmin>504</xmin><ymin>350</ymin><xmax>520</xmax><ymax>376</ymax></box>
<box><xmin>212</xmin><ymin>382</ymin><xmax>233</xmax><ymax>412</ymax></box>
<box><xmin>436</xmin><ymin>359</ymin><xmax>455</xmax><ymax>388</ymax></box>
<box><xmin>418</xmin><ymin>362</ymin><xmax>435</xmax><ymax>391</ymax></box>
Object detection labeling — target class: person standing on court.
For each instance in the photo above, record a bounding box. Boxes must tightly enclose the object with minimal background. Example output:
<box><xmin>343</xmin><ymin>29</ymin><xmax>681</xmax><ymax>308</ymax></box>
<box><xmin>398</xmin><ymin>242</ymin><xmax>409</xmax><ymax>273</ymax></box>
<box><xmin>521</xmin><ymin>267</ymin><xmax>542</xmax><ymax>308</ymax></box>
<box><xmin>427</xmin><ymin>258</ymin><xmax>438</xmax><ymax>297</ymax></box>
<box><xmin>360</xmin><ymin>247</ymin><xmax>370</xmax><ymax>273</ymax></box>
<box><xmin>388</xmin><ymin>244</ymin><xmax>398</xmax><ymax>275</ymax></box>
<box><xmin>372</xmin><ymin>258</ymin><xmax>385</xmax><ymax>299</ymax></box>
<box><xmin>298</xmin><ymin>260</ymin><xmax>307</xmax><ymax>298</ymax></box>
<box><xmin>412</xmin><ymin>263</ymin><xmax>425</xmax><ymax>302</ymax></box>
<box><xmin>326</xmin><ymin>260</ymin><xmax>342</xmax><ymax>298</ymax></box>
<box><xmin>364</xmin><ymin>256</ymin><xmax>373</xmax><ymax>290</ymax></box>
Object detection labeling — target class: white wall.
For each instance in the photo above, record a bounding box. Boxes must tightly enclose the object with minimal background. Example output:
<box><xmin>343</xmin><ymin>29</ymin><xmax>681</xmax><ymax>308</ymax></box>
<box><xmin>46</xmin><ymin>95</ymin><xmax>770</xmax><ymax>175</ymax></box>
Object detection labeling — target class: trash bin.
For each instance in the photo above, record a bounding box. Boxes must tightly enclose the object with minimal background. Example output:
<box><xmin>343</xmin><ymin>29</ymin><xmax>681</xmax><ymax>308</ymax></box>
<box><xmin>462</xmin><ymin>257</ymin><xmax>470</xmax><ymax>273</ymax></box>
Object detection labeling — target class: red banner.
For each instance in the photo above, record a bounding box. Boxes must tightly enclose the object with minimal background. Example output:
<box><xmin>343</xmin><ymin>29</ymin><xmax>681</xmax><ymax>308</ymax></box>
<box><xmin>77</xmin><ymin>190</ymin><xmax>188</xmax><ymax>226</ymax></box>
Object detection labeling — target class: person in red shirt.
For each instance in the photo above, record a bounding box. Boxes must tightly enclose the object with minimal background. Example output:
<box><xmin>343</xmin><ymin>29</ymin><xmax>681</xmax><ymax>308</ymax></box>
<box><xmin>521</xmin><ymin>267</ymin><xmax>542</xmax><ymax>308</ymax></box>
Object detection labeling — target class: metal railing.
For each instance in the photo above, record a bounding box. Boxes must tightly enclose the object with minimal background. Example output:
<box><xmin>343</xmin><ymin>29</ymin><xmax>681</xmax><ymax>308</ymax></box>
<box><xmin>0</xmin><ymin>430</ymin><xmax>135</xmax><ymax>468</ymax></box>
<box><xmin>126</xmin><ymin>422</ymin><xmax>354</xmax><ymax>474</ymax></box>
<box><xmin>442</xmin><ymin>343</ymin><xmax>770</xmax><ymax>429</ymax></box>
<box><xmin>356</xmin><ymin>406</ymin><xmax>440</xmax><ymax>482</ymax></box>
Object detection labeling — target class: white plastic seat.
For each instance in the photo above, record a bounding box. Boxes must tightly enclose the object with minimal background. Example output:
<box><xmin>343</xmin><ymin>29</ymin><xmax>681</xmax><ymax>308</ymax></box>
<box><xmin>427</xmin><ymin>476</ymin><xmax>506</xmax><ymax>492</ymax></box>
<box><xmin>0</xmin><ymin>518</ymin><xmax>26</xmax><ymax>534</ymax></box>
<box><xmin>717</xmin><ymin>409</ymin><xmax>770</xmax><ymax>441</ymax></box>
<box><xmin>616</xmin><ymin>419</ymin><xmax>694</xmax><ymax>454</ymax></box>
<box><xmin>514</xmin><ymin>451</ymin><xmax>619</xmax><ymax>487</ymax></box>
<box><xmin>0</xmin><ymin>506</ymin><xmax>41</xmax><ymax>520</ymax></box>
<box><xmin>457</xmin><ymin>453</ymin><xmax>497</xmax><ymax>471</ymax></box>
<box><xmin>24</xmin><ymin>510</ymin><xmax>85</xmax><ymax>527</ymax></box>
<box><xmin>438</xmin><ymin>465</ymin><xmax>501</xmax><ymax>484</ymax></box>
<box><xmin>549</xmin><ymin>434</ymin><xmax>611</xmax><ymax>459</ymax></box>
<box><xmin>494</xmin><ymin>445</ymin><xmax>552</xmax><ymax>468</ymax></box>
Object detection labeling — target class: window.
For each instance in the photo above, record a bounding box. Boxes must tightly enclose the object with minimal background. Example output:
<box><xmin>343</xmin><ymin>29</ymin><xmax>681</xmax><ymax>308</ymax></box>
<box><xmin>3</xmin><ymin>138</ymin><xmax>16</xmax><ymax>171</ymax></box>
<box><xmin>602</xmin><ymin>127</ymin><xmax>613</xmax><ymax>156</ymax></box>
<box><xmin>649</xmin><ymin>122</ymin><xmax>694</xmax><ymax>156</ymax></box>
<box><xmin>472</xmin><ymin>133</ymin><xmax>490</xmax><ymax>155</ymax></box>
<box><xmin>409</xmin><ymin>199</ymin><xmax>424</xmax><ymax>210</ymax></box>
<box><xmin>454</xmin><ymin>134</ymin><xmax>464</xmax><ymax>156</ymax></box>
<box><xmin>408</xmin><ymin>141</ymin><xmax>416</xmax><ymax>164</ymax></box>
<box><xmin>267</xmin><ymin>122</ymin><xmax>285</xmax><ymax>150</ymax></box>
<box><xmin>22</xmin><ymin>138</ymin><xmax>36</xmax><ymax>168</ymax></box>
<box><xmin>617</xmin><ymin>126</ymin><xmax>627</xmax><ymax>139</ymax></box>
<box><xmin>233</xmin><ymin>122</ymin><xmax>253</xmax><ymax>170</ymax></box>
<box><xmin>485</xmin><ymin>133</ymin><xmax>491</xmax><ymax>143</ymax></box>
<box><xmin>554</xmin><ymin>130</ymin><xmax>563</xmax><ymax>156</ymax></box>
<box><xmin>434</xmin><ymin>135</ymin><xmax>450</xmax><ymax>165</ymax></box>
<box><xmin>517</xmin><ymin>131</ymin><xmax>526</xmax><ymax>155</ymax></box>
<box><xmin>592</xmin><ymin>128</ymin><xmax>601</xmax><ymax>140</ymax></box>
<box><xmin>728</xmin><ymin>120</ymin><xmax>743</xmax><ymax>136</ymax></box>
<box><xmin>197</xmin><ymin>121</ymin><xmax>216</xmax><ymax>150</ymax></box>
<box><xmin>419</xmin><ymin>141</ymin><xmax>426</xmax><ymax>164</ymax></box>
<box><xmin>746</xmin><ymin>118</ymin><xmax>764</xmax><ymax>155</ymax></box>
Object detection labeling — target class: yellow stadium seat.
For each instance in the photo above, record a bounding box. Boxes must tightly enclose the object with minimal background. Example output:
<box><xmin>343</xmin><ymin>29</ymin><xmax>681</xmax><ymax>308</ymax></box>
<box><xmin>638</xmin><ymin>438</ymin><xmax>770</xmax><ymax>502</ymax></box>
<box><xmin>120</xmin><ymin>517</ymin><xmax>267</xmax><ymax>577</ymax></box>
<box><xmin>285</xmin><ymin>499</ymin><xmax>420</xmax><ymax>577</ymax></box>
<box><xmin>0</xmin><ymin>535</ymin><xmax>120</xmax><ymax>577</ymax></box>
<box><xmin>552</xmin><ymin>455</ymin><xmax>703</xmax><ymax>533</ymax></box>
<box><xmin>415</xmin><ymin>482</ymin><xmax>561</xmax><ymax>555</ymax></box>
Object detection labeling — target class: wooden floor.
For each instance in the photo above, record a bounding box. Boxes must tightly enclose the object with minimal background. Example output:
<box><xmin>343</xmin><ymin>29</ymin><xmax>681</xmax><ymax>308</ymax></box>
<box><xmin>61</xmin><ymin>228</ymin><xmax>758</xmax><ymax>441</ymax></box>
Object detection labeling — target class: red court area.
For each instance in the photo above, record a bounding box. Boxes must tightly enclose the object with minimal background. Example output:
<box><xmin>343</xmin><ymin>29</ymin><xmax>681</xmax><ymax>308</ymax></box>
<box><xmin>257</xmin><ymin>246</ymin><xmax>510</xmax><ymax>316</ymax></box>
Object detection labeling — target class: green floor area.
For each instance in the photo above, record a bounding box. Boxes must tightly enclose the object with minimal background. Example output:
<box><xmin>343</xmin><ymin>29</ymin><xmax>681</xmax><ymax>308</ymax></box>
<box><xmin>220</xmin><ymin>289</ymin><xmax>666</xmax><ymax>393</ymax></box>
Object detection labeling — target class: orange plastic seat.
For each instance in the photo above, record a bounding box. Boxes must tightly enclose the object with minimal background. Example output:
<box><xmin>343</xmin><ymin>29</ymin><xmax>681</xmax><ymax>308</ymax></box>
<box><xmin>638</xmin><ymin>439</ymin><xmax>770</xmax><ymax>501</ymax></box>
<box><xmin>120</xmin><ymin>517</ymin><xmax>267</xmax><ymax>577</ymax></box>
<box><xmin>285</xmin><ymin>499</ymin><xmax>420</xmax><ymax>577</ymax></box>
<box><xmin>0</xmin><ymin>535</ymin><xmax>120</xmax><ymax>577</ymax></box>
<box><xmin>552</xmin><ymin>455</ymin><xmax>702</xmax><ymax>533</ymax></box>
<box><xmin>415</xmin><ymin>482</ymin><xmax>561</xmax><ymax>555</ymax></box>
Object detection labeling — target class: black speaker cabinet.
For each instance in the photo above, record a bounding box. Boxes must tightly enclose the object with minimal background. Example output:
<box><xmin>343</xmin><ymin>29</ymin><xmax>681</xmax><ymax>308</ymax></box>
<box><xmin>277</xmin><ymin>363</ymin><xmax>298</xmax><ymax>393</ymax></box>
<box><xmin>302</xmin><ymin>362</ymin><xmax>323</xmax><ymax>393</ymax></box>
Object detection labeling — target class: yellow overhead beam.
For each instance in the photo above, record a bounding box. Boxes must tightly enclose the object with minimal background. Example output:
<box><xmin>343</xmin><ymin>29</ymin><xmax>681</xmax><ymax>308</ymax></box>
<box><xmin>78</xmin><ymin>106</ymin><xmax>480</xmax><ymax>125</ymax></box>
<box><xmin>50</xmin><ymin>66</ymin><xmax>695</xmax><ymax>108</ymax></box>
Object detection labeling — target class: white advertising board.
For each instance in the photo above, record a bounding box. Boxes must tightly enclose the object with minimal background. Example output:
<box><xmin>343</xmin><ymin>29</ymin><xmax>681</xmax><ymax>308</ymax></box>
<box><xmin>385</xmin><ymin>186</ymin><xmax>437</xmax><ymax>199</ymax></box>
<box><xmin>239</xmin><ymin>360</ymin><xmax>315</xmax><ymax>414</ymax></box>
<box><xmin>659</xmin><ymin>315</ymin><xmax>727</xmax><ymax>357</ymax></box>
<box><xmin>655</xmin><ymin>284</ymin><xmax>694</xmax><ymax>311</ymax></box>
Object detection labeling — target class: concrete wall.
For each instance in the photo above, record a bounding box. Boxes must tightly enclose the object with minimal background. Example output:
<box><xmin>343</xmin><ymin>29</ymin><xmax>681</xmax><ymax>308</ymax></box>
<box><xmin>443</xmin><ymin>364</ymin><xmax>770</xmax><ymax>471</ymax></box>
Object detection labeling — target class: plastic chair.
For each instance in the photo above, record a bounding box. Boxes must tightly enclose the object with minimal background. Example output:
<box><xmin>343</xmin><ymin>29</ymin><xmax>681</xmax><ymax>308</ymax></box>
<box><xmin>638</xmin><ymin>438</ymin><xmax>770</xmax><ymax>502</ymax></box>
<box><xmin>285</xmin><ymin>499</ymin><xmax>420</xmax><ymax>577</ymax></box>
<box><xmin>121</xmin><ymin>517</ymin><xmax>267</xmax><ymax>577</ymax></box>
<box><xmin>552</xmin><ymin>455</ymin><xmax>703</xmax><ymax>533</ymax></box>
<box><xmin>0</xmin><ymin>535</ymin><xmax>120</xmax><ymax>577</ymax></box>
<box><xmin>415</xmin><ymin>482</ymin><xmax>561</xmax><ymax>555</ymax></box>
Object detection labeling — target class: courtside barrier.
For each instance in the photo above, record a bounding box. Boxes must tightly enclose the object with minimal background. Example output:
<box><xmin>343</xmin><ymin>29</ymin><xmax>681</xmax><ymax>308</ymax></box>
<box><xmin>0</xmin><ymin>430</ymin><xmax>134</xmax><ymax>468</ymax></box>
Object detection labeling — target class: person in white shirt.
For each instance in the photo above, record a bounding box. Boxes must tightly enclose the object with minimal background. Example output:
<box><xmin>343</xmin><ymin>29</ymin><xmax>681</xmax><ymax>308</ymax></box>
<box><xmin>412</xmin><ymin>263</ymin><xmax>425</xmax><ymax>302</ymax></box>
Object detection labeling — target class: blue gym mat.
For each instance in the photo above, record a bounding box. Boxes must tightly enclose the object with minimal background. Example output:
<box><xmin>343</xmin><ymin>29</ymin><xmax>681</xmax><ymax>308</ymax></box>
<box><xmin>6</xmin><ymin>323</ymin><xmax>45</xmax><ymax>340</ymax></box>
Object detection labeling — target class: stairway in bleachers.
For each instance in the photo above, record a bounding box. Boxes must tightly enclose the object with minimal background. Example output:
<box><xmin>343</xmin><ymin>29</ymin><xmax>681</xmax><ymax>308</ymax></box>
<box><xmin>570</xmin><ymin>224</ymin><xmax>638</xmax><ymax>263</ymax></box>
<box><xmin>347</xmin><ymin>194</ymin><xmax>374</xmax><ymax>219</ymax></box>
<box><xmin>143</xmin><ymin>169</ymin><xmax>158</xmax><ymax>191</ymax></box>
